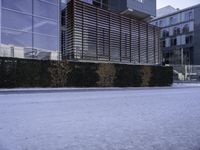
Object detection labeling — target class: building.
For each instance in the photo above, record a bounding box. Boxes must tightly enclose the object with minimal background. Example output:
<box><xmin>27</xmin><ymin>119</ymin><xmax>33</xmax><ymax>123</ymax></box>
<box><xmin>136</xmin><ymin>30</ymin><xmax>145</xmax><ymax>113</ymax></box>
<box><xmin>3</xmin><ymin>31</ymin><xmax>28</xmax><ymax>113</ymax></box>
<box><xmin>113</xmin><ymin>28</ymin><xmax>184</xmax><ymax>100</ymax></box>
<box><xmin>61</xmin><ymin>0</ymin><xmax>161</xmax><ymax>65</ymax></box>
<box><xmin>83</xmin><ymin>0</ymin><xmax>157</xmax><ymax>20</ymax></box>
<box><xmin>156</xmin><ymin>5</ymin><xmax>178</xmax><ymax>18</ymax></box>
<box><xmin>109</xmin><ymin>0</ymin><xmax>156</xmax><ymax>20</ymax></box>
<box><xmin>151</xmin><ymin>4</ymin><xmax>200</xmax><ymax>65</ymax></box>
<box><xmin>0</xmin><ymin>0</ymin><xmax>60</xmax><ymax>60</ymax></box>
<box><xmin>0</xmin><ymin>0</ymin><xmax>160</xmax><ymax>65</ymax></box>
<box><xmin>77</xmin><ymin>0</ymin><xmax>156</xmax><ymax>20</ymax></box>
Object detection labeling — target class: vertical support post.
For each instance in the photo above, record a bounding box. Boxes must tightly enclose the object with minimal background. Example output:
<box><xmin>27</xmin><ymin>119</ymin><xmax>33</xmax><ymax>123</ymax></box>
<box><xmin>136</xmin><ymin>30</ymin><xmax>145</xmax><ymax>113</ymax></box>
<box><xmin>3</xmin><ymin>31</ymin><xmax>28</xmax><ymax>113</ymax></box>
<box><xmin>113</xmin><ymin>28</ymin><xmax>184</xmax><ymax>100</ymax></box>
<box><xmin>96</xmin><ymin>8</ymin><xmax>98</xmax><ymax>60</ymax></box>
<box><xmin>130</xmin><ymin>20</ymin><xmax>132</xmax><ymax>63</ymax></box>
<box><xmin>146</xmin><ymin>24</ymin><xmax>149</xmax><ymax>63</ymax></box>
<box><xmin>153</xmin><ymin>28</ymin><xmax>156</xmax><ymax>64</ymax></box>
<box><xmin>125</xmin><ymin>34</ymin><xmax>127</xmax><ymax>58</ymax></box>
<box><xmin>72</xmin><ymin>0</ymin><xmax>75</xmax><ymax>59</ymax></box>
<box><xmin>181</xmin><ymin>48</ymin><xmax>184</xmax><ymax>65</ymax></box>
<box><xmin>32</xmin><ymin>0</ymin><xmax>34</xmax><ymax>58</ymax></box>
<box><xmin>138</xmin><ymin>22</ymin><xmax>140</xmax><ymax>64</ymax></box>
<box><xmin>120</xmin><ymin>16</ymin><xmax>122</xmax><ymax>62</ymax></box>
<box><xmin>108</xmin><ymin>13</ymin><xmax>111</xmax><ymax>61</ymax></box>
<box><xmin>103</xmin><ymin>29</ymin><xmax>105</xmax><ymax>56</ymax></box>
<box><xmin>158</xmin><ymin>29</ymin><xmax>161</xmax><ymax>64</ymax></box>
<box><xmin>81</xmin><ymin>2</ymin><xmax>84</xmax><ymax>59</ymax></box>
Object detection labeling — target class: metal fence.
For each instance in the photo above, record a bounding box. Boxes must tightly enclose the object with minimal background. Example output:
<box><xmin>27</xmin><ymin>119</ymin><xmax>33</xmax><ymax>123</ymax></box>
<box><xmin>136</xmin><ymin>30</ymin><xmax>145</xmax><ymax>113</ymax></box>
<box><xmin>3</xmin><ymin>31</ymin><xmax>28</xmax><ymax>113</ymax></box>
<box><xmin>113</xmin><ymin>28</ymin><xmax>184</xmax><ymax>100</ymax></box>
<box><xmin>172</xmin><ymin>65</ymin><xmax>200</xmax><ymax>81</ymax></box>
<box><xmin>62</xmin><ymin>0</ymin><xmax>161</xmax><ymax>65</ymax></box>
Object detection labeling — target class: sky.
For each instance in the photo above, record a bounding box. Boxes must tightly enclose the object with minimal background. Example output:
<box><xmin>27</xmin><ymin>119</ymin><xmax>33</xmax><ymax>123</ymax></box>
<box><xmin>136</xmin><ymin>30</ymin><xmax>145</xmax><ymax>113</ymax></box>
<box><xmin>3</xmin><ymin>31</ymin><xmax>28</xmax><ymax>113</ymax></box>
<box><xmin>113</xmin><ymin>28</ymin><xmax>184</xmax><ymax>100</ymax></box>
<box><xmin>157</xmin><ymin>0</ymin><xmax>200</xmax><ymax>9</ymax></box>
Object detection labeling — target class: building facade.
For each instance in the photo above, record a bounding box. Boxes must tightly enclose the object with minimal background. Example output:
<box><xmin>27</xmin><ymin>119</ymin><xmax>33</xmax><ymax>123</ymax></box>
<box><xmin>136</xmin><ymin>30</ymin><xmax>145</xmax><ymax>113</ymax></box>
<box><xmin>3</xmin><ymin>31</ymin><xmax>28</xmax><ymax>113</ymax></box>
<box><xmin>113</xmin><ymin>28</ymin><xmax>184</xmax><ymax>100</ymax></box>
<box><xmin>151</xmin><ymin>4</ymin><xmax>200</xmax><ymax>65</ymax></box>
<box><xmin>0</xmin><ymin>0</ymin><xmax>159</xmax><ymax>65</ymax></box>
<box><xmin>61</xmin><ymin>0</ymin><xmax>161</xmax><ymax>65</ymax></box>
<box><xmin>0</xmin><ymin>0</ymin><xmax>60</xmax><ymax>60</ymax></box>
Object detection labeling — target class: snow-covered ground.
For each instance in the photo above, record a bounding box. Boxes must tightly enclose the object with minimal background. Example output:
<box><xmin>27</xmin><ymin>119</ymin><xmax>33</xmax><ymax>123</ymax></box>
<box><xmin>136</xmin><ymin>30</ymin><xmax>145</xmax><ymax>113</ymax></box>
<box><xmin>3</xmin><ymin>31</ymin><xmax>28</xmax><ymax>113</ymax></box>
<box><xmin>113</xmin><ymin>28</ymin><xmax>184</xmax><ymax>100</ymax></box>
<box><xmin>0</xmin><ymin>87</ymin><xmax>200</xmax><ymax>150</ymax></box>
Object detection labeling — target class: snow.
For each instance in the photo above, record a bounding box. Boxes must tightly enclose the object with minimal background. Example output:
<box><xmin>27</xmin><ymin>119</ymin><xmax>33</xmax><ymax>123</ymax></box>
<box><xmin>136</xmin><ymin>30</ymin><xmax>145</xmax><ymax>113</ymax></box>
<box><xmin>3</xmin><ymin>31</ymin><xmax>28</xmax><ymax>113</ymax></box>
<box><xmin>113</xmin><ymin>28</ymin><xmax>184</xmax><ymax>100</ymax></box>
<box><xmin>0</xmin><ymin>87</ymin><xmax>200</xmax><ymax>150</ymax></box>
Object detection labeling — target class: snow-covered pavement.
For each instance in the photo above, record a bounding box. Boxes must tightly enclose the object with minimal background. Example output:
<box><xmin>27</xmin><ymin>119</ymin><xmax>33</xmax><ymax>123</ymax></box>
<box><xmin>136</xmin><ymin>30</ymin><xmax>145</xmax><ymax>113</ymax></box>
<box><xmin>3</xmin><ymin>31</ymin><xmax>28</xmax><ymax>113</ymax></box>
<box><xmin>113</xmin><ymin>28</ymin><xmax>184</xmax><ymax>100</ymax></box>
<box><xmin>0</xmin><ymin>87</ymin><xmax>200</xmax><ymax>150</ymax></box>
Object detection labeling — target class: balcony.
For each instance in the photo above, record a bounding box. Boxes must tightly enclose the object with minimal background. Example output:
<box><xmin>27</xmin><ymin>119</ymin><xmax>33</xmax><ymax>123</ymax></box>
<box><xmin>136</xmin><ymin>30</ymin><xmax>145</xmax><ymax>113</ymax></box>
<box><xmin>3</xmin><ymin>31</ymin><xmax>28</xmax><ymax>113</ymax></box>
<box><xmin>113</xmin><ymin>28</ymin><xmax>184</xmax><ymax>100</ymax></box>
<box><xmin>110</xmin><ymin>0</ymin><xmax>156</xmax><ymax>20</ymax></box>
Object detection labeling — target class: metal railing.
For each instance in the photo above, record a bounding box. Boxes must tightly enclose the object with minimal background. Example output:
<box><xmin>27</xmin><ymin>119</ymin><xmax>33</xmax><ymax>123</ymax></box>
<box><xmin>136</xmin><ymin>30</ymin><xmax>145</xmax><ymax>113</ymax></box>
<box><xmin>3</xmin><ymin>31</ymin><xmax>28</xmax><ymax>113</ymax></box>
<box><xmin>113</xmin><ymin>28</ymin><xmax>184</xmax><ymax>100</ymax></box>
<box><xmin>171</xmin><ymin>65</ymin><xmax>200</xmax><ymax>82</ymax></box>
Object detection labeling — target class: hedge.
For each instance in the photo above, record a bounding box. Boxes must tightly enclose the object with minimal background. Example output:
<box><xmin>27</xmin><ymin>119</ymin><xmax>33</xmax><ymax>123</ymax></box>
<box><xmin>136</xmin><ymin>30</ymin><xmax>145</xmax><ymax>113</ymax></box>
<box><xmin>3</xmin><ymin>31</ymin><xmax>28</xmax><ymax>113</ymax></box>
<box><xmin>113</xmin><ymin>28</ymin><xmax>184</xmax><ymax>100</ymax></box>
<box><xmin>0</xmin><ymin>57</ymin><xmax>173</xmax><ymax>88</ymax></box>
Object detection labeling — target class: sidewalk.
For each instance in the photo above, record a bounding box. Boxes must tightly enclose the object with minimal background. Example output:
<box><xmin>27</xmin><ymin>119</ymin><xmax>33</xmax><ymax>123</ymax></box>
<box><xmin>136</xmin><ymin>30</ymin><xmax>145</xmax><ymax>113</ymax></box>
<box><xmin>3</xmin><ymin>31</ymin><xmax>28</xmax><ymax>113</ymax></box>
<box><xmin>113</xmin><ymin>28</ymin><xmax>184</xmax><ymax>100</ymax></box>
<box><xmin>1</xmin><ymin>84</ymin><xmax>200</xmax><ymax>95</ymax></box>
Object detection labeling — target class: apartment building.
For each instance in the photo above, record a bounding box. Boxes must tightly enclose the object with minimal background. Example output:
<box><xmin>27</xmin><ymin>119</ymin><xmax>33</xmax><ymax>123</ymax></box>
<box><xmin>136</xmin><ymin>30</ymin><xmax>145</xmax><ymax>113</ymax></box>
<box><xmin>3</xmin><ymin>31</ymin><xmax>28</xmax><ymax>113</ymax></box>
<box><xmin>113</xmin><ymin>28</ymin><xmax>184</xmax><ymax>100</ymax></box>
<box><xmin>151</xmin><ymin>4</ymin><xmax>200</xmax><ymax>65</ymax></box>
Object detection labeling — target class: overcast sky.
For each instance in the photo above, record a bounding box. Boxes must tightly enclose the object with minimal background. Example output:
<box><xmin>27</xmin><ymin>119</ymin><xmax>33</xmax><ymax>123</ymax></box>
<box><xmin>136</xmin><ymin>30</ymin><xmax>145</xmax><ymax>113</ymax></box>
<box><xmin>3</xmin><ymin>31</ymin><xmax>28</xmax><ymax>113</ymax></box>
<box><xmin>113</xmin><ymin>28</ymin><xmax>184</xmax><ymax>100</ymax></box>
<box><xmin>157</xmin><ymin>0</ymin><xmax>200</xmax><ymax>9</ymax></box>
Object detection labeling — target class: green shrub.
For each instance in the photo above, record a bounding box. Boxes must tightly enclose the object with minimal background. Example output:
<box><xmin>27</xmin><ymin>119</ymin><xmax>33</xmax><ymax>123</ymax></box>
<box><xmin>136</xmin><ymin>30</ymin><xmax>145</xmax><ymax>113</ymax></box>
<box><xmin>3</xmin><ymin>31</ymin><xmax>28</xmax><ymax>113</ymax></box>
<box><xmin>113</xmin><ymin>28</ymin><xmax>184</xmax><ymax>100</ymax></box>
<box><xmin>96</xmin><ymin>64</ymin><xmax>116</xmax><ymax>87</ymax></box>
<box><xmin>48</xmin><ymin>60</ymin><xmax>71</xmax><ymax>87</ymax></box>
<box><xmin>0</xmin><ymin>57</ymin><xmax>173</xmax><ymax>88</ymax></box>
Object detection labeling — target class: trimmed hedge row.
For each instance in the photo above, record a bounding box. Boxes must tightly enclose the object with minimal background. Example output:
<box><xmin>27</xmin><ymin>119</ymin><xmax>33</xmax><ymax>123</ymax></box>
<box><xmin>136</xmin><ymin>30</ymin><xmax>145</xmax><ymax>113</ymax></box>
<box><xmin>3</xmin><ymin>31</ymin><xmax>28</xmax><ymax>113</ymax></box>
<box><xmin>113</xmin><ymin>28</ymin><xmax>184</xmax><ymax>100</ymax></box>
<box><xmin>0</xmin><ymin>57</ymin><xmax>173</xmax><ymax>88</ymax></box>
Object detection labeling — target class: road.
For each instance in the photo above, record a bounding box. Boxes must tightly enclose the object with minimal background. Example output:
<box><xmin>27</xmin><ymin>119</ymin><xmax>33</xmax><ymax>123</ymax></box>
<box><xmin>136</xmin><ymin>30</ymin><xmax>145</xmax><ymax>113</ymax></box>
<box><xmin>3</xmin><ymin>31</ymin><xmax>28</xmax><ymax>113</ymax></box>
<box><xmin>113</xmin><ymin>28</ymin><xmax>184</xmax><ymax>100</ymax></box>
<box><xmin>0</xmin><ymin>87</ymin><xmax>200</xmax><ymax>150</ymax></box>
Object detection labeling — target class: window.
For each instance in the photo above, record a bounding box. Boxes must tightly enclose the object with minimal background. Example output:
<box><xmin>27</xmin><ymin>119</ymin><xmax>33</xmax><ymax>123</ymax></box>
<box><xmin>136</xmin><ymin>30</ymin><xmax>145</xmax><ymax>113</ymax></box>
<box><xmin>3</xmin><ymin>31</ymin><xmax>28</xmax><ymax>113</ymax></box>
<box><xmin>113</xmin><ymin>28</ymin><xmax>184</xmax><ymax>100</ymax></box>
<box><xmin>93</xmin><ymin>1</ymin><xmax>101</xmax><ymax>7</ymax></box>
<box><xmin>189</xmin><ymin>11</ymin><xmax>193</xmax><ymax>20</ymax></box>
<box><xmin>34</xmin><ymin>34</ymin><xmax>58</xmax><ymax>51</ymax></box>
<box><xmin>173</xmin><ymin>27</ymin><xmax>181</xmax><ymax>36</ymax></box>
<box><xmin>171</xmin><ymin>38</ymin><xmax>177</xmax><ymax>46</ymax></box>
<box><xmin>0</xmin><ymin>0</ymin><xmax>59</xmax><ymax>60</ymax></box>
<box><xmin>2</xmin><ymin>29</ymin><xmax>32</xmax><ymax>47</ymax></box>
<box><xmin>182</xmin><ymin>24</ymin><xmax>189</xmax><ymax>33</ymax></box>
<box><xmin>169</xmin><ymin>16</ymin><xmax>177</xmax><ymax>25</ymax></box>
<box><xmin>34</xmin><ymin>0</ymin><xmax>58</xmax><ymax>20</ymax></box>
<box><xmin>137</xmin><ymin>0</ymin><xmax>144</xmax><ymax>3</ymax></box>
<box><xmin>159</xmin><ymin>20</ymin><xmax>163</xmax><ymax>27</ymax></box>
<box><xmin>92</xmin><ymin>0</ymin><xmax>109</xmax><ymax>9</ymax></box>
<box><xmin>184</xmin><ymin>11</ymin><xmax>193</xmax><ymax>21</ymax></box>
<box><xmin>34</xmin><ymin>17</ymin><xmax>58</xmax><ymax>36</ymax></box>
<box><xmin>185</xmin><ymin>35</ymin><xmax>193</xmax><ymax>44</ymax></box>
<box><xmin>61</xmin><ymin>10</ymin><xmax>66</xmax><ymax>26</ymax></box>
<box><xmin>161</xmin><ymin>40</ymin><xmax>166</xmax><ymax>48</ymax></box>
<box><xmin>102</xmin><ymin>0</ymin><xmax>108</xmax><ymax>4</ymax></box>
<box><xmin>2</xmin><ymin>9</ymin><xmax>32</xmax><ymax>32</ymax></box>
<box><xmin>165</xmin><ymin>38</ymin><xmax>170</xmax><ymax>47</ymax></box>
<box><xmin>82</xmin><ymin>0</ymin><xmax>93</xmax><ymax>4</ymax></box>
<box><xmin>43</xmin><ymin>0</ymin><xmax>58</xmax><ymax>4</ymax></box>
<box><xmin>162</xmin><ymin>30</ymin><xmax>169</xmax><ymax>38</ymax></box>
<box><xmin>2</xmin><ymin>0</ymin><xmax>32</xmax><ymax>14</ymax></box>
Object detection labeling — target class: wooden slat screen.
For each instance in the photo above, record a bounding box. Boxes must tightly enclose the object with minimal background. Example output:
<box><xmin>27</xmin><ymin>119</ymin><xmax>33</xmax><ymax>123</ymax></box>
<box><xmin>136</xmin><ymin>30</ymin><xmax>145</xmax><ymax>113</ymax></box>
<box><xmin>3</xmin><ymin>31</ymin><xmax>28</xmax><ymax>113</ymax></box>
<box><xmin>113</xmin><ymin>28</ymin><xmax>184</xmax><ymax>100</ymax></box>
<box><xmin>63</xmin><ymin>0</ymin><xmax>161</xmax><ymax>65</ymax></box>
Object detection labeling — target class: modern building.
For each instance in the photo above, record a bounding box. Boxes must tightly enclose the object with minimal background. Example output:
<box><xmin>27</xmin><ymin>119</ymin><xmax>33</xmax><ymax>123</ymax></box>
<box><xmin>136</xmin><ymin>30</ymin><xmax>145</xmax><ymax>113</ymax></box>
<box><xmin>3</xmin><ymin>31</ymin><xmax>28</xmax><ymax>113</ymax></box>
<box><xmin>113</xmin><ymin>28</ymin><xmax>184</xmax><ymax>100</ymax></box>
<box><xmin>61</xmin><ymin>0</ymin><xmax>161</xmax><ymax>65</ymax></box>
<box><xmin>151</xmin><ymin>4</ymin><xmax>200</xmax><ymax>65</ymax></box>
<box><xmin>109</xmin><ymin>0</ymin><xmax>156</xmax><ymax>20</ymax></box>
<box><xmin>74</xmin><ymin>0</ymin><xmax>156</xmax><ymax>20</ymax></box>
<box><xmin>81</xmin><ymin>0</ymin><xmax>157</xmax><ymax>20</ymax></box>
<box><xmin>0</xmin><ymin>0</ymin><xmax>60</xmax><ymax>60</ymax></box>
<box><xmin>0</xmin><ymin>0</ymin><xmax>160</xmax><ymax>65</ymax></box>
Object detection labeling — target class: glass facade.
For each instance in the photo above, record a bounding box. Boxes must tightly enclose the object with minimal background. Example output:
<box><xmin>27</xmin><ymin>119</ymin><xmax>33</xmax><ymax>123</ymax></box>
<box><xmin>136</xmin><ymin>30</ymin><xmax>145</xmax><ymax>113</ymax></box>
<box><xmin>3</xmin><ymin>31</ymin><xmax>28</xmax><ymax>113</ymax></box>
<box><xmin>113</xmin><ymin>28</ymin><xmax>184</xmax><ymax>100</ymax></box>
<box><xmin>81</xmin><ymin>0</ymin><xmax>109</xmax><ymax>10</ymax></box>
<box><xmin>0</xmin><ymin>0</ymin><xmax>59</xmax><ymax>60</ymax></box>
